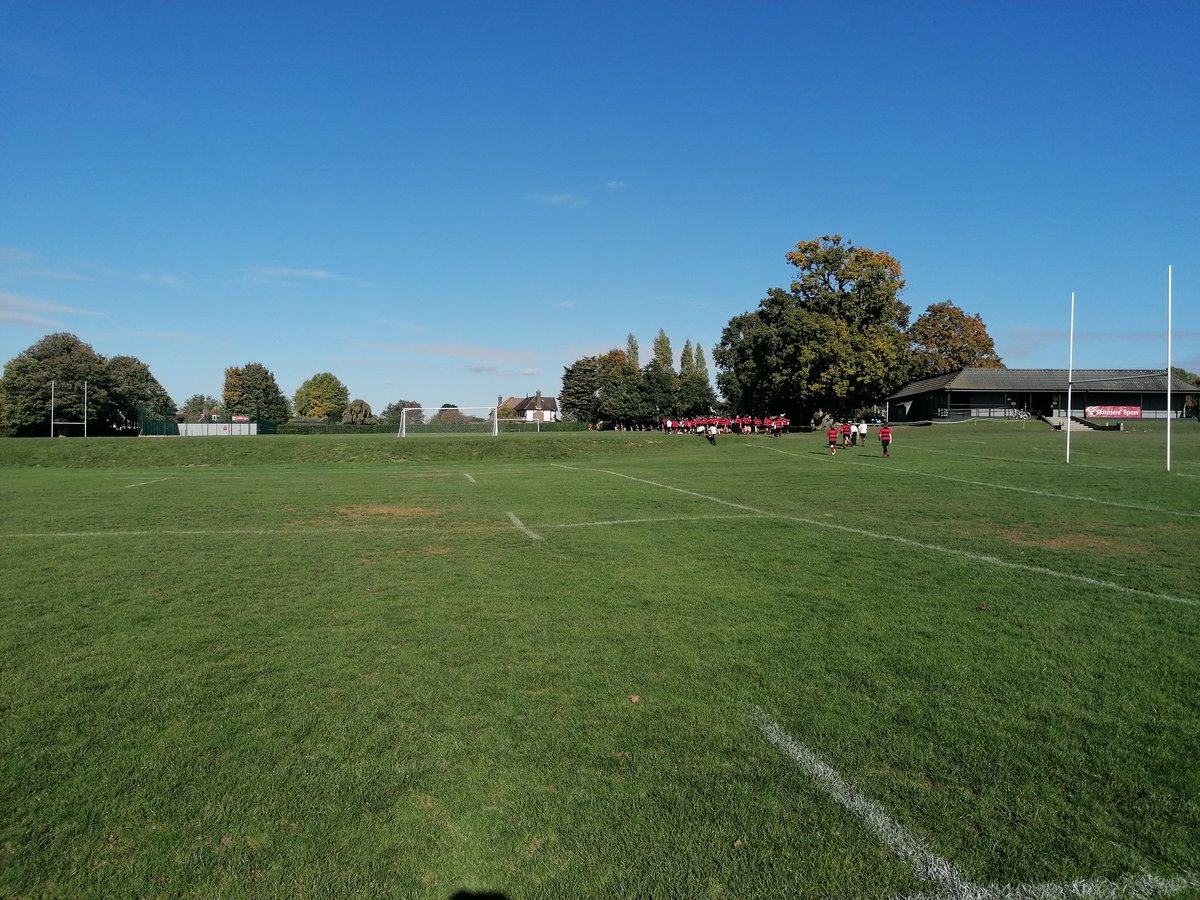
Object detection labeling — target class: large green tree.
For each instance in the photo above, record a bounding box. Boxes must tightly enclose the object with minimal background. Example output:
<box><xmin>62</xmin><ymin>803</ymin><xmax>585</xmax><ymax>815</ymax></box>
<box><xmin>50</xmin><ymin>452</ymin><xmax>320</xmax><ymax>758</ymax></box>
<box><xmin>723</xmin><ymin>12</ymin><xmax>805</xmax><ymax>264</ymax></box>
<box><xmin>181</xmin><ymin>394</ymin><xmax>223</xmax><ymax>421</ymax></box>
<box><xmin>560</xmin><ymin>349</ymin><xmax>631</xmax><ymax>423</ymax></box>
<box><xmin>675</xmin><ymin>341</ymin><xmax>717</xmax><ymax>417</ymax></box>
<box><xmin>293</xmin><ymin>372</ymin><xmax>350</xmax><ymax>420</ymax></box>
<box><xmin>0</xmin><ymin>333</ymin><xmax>175</xmax><ymax>436</ymax></box>
<box><xmin>107</xmin><ymin>355</ymin><xmax>176</xmax><ymax>428</ymax></box>
<box><xmin>223</xmin><ymin>362</ymin><xmax>289</xmax><ymax>422</ymax></box>
<box><xmin>714</xmin><ymin>236</ymin><xmax>910</xmax><ymax>419</ymax></box>
<box><xmin>907</xmin><ymin>300</ymin><xmax>1004</xmax><ymax>380</ymax></box>
<box><xmin>379</xmin><ymin>399</ymin><xmax>424</xmax><ymax>425</ymax></box>
<box><xmin>341</xmin><ymin>398</ymin><xmax>375</xmax><ymax>425</ymax></box>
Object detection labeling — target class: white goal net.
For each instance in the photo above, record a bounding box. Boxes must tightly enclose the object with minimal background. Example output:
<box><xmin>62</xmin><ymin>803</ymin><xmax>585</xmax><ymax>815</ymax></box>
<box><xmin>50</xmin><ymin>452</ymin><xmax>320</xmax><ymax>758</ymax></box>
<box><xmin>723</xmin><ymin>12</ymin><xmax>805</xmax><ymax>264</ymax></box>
<box><xmin>397</xmin><ymin>407</ymin><xmax>498</xmax><ymax>437</ymax></box>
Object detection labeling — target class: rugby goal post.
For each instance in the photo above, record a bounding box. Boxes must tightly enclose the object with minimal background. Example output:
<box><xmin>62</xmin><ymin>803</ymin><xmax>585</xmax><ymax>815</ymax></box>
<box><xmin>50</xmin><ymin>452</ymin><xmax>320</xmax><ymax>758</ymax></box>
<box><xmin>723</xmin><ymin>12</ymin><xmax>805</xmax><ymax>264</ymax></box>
<box><xmin>397</xmin><ymin>406</ymin><xmax>499</xmax><ymax>437</ymax></box>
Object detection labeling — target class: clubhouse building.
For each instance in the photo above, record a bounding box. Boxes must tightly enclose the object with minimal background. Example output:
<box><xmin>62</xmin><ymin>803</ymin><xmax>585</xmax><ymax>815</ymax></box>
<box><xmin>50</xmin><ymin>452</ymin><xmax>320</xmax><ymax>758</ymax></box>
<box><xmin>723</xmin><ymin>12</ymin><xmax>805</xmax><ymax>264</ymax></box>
<box><xmin>886</xmin><ymin>368</ymin><xmax>1197</xmax><ymax>423</ymax></box>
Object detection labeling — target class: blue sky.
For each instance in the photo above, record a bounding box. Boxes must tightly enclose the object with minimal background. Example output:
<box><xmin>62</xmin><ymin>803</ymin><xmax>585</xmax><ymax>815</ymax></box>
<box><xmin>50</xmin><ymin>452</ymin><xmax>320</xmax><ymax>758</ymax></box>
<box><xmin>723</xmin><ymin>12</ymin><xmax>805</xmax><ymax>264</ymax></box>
<box><xmin>2</xmin><ymin>0</ymin><xmax>1197</xmax><ymax>413</ymax></box>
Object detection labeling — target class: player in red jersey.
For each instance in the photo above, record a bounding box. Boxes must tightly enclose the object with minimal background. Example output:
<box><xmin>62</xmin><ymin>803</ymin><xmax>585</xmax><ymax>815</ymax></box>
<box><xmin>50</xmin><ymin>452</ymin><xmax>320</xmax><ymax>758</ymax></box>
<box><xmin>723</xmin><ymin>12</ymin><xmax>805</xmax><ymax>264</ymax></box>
<box><xmin>827</xmin><ymin>424</ymin><xmax>840</xmax><ymax>455</ymax></box>
<box><xmin>879</xmin><ymin>424</ymin><xmax>893</xmax><ymax>457</ymax></box>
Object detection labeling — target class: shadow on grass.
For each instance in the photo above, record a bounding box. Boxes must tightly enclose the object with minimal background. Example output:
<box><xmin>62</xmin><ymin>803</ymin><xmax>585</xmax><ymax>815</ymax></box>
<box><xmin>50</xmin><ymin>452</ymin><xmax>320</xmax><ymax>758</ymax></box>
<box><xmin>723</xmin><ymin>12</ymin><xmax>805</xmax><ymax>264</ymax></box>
<box><xmin>449</xmin><ymin>892</ymin><xmax>509</xmax><ymax>900</ymax></box>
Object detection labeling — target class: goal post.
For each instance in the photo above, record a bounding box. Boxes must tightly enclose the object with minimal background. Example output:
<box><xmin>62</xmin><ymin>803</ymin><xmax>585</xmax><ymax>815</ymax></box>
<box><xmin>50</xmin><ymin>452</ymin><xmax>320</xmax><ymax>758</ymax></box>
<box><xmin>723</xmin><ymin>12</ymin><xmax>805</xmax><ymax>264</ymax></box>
<box><xmin>398</xmin><ymin>406</ymin><xmax>499</xmax><ymax>437</ymax></box>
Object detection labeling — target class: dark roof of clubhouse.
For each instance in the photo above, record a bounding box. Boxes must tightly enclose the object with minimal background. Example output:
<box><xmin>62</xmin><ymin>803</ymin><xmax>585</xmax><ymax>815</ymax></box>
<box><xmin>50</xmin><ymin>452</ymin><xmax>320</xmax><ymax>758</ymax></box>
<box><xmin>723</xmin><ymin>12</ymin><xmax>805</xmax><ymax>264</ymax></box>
<box><xmin>889</xmin><ymin>368</ymin><xmax>1197</xmax><ymax>400</ymax></box>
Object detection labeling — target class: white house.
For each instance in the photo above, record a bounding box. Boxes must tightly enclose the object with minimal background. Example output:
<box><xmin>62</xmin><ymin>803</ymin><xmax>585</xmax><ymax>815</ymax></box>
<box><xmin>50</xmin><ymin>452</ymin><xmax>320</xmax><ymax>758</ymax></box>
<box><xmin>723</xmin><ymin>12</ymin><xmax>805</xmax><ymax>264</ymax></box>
<box><xmin>501</xmin><ymin>391</ymin><xmax>559</xmax><ymax>422</ymax></box>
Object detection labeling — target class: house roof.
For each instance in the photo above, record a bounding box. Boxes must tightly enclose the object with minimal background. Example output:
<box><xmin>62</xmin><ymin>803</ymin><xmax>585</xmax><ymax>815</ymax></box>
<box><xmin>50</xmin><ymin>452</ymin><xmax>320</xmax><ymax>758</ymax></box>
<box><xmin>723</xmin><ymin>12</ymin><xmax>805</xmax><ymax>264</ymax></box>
<box><xmin>508</xmin><ymin>394</ymin><xmax>558</xmax><ymax>413</ymax></box>
<box><xmin>889</xmin><ymin>368</ymin><xmax>1197</xmax><ymax>400</ymax></box>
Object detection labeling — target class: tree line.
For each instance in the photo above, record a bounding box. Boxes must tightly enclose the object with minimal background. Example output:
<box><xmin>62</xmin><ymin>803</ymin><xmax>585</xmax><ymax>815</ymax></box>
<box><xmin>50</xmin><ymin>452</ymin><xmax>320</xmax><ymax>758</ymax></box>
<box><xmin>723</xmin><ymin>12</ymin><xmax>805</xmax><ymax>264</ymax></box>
<box><xmin>0</xmin><ymin>333</ymin><xmax>442</xmax><ymax>436</ymax></box>
<box><xmin>563</xmin><ymin>235</ymin><xmax>1011</xmax><ymax>426</ymax></box>
<box><xmin>4</xmin><ymin>234</ymin><xmax>1196</xmax><ymax>435</ymax></box>
<box><xmin>559</xmin><ymin>330</ymin><xmax>718</xmax><ymax>426</ymax></box>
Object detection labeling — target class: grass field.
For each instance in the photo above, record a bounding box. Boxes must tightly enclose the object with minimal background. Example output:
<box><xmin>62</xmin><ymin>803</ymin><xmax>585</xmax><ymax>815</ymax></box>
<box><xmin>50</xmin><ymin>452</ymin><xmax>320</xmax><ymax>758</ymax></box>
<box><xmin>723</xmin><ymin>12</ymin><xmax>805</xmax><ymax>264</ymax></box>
<box><xmin>1</xmin><ymin>422</ymin><xmax>1198</xmax><ymax>899</ymax></box>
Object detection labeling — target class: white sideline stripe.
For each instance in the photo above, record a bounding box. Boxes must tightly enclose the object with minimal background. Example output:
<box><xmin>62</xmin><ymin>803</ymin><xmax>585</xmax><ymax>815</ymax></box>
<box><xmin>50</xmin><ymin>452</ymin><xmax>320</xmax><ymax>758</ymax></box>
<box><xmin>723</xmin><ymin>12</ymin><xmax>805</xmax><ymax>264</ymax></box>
<box><xmin>749</xmin><ymin>445</ymin><xmax>1196</xmax><ymax>520</ymax></box>
<box><xmin>546</xmin><ymin>514</ymin><xmax>766</xmax><ymax>529</ymax></box>
<box><xmin>550</xmin><ymin>463</ymin><xmax>579</xmax><ymax>470</ymax></box>
<box><xmin>594</xmin><ymin>469</ymin><xmax>1197</xmax><ymax>607</ymax></box>
<box><xmin>463</xmin><ymin>473</ymin><xmax>476</xmax><ymax>483</ymax></box>
<box><xmin>916</xmin><ymin>446</ymin><xmax>1119</xmax><ymax>472</ymax></box>
<box><xmin>125</xmin><ymin>478</ymin><xmax>168</xmax><ymax>488</ymax></box>
<box><xmin>506</xmin><ymin>512</ymin><xmax>543</xmax><ymax>541</ymax></box>
<box><xmin>756</xmin><ymin>712</ymin><xmax>1200</xmax><ymax>900</ymax></box>
<box><xmin>0</xmin><ymin>526</ymin><xmax>459</xmax><ymax>539</ymax></box>
<box><xmin>846</xmin><ymin>461</ymin><xmax>1200</xmax><ymax>520</ymax></box>
<box><xmin>756</xmin><ymin>712</ymin><xmax>968</xmax><ymax>889</ymax></box>
<box><xmin>898</xmin><ymin>873</ymin><xmax>1200</xmax><ymax>899</ymax></box>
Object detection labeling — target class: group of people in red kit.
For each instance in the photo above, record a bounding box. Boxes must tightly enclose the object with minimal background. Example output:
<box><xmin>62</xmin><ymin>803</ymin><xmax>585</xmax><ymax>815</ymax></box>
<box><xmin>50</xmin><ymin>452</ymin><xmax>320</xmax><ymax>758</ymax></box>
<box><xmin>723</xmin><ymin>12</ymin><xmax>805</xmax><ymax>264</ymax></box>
<box><xmin>826</xmin><ymin>420</ymin><xmax>892</xmax><ymax>457</ymax></box>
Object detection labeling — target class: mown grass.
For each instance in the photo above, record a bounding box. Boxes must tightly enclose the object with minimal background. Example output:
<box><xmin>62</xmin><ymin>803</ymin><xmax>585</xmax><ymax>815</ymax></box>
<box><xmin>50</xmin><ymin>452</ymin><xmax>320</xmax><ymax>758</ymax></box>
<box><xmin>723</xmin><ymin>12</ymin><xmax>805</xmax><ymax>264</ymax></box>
<box><xmin>1</xmin><ymin>422</ymin><xmax>1197</xmax><ymax>898</ymax></box>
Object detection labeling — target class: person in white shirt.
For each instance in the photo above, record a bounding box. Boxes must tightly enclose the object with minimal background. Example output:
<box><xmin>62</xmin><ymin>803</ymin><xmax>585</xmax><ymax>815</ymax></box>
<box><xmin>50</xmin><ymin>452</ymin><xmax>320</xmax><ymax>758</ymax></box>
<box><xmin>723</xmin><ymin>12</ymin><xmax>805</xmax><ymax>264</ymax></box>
<box><xmin>858</xmin><ymin>421</ymin><xmax>868</xmax><ymax>444</ymax></box>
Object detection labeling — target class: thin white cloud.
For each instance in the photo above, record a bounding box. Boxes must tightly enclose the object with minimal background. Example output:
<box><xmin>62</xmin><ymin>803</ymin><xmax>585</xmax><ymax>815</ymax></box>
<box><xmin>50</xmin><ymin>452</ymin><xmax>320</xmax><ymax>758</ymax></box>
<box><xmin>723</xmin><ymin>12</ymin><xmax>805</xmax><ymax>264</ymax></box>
<box><xmin>467</xmin><ymin>364</ymin><xmax>542</xmax><ymax>377</ymax></box>
<box><xmin>605</xmin><ymin>181</ymin><xmax>626</xmax><ymax>190</ymax></box>
<box><xmin>111</xmin><ymin>330</ymin><xmax>228</xmax><ymax>346</ymax></box>
<box><xmin>555</xmin><ymin>300</ymin><xmax>576</xmax><ymax>309</ymax></box>
<box><xmin>0</xmin><ymin>245</ymin><xmax>39</xmax><ymax>263</ymax></box>
<box><xmin>526</xmin><ymin>192</ymin><xmax>587</xmax><ymax>208</ymax></box>
<box><xmin>246</xmin><ymin>265</ymin><xmax>347</xmax><ymax>282</ymax></box>
<box><xmin>26</xmin><ymin>270</ymin><xmax>93</xmax><ymax>282</ymax></box>
<box><xmin>362</xmin><ymin>341</ymin><xmax>537</xmax><ymax>364</ymax></box>
<box><xmin>0</xmin><ymin>291</ymin><xmax>99</xmax><ymax>328</ymax></box>
<box><xmin>244</xmin><ymin>265</ymin><xmax>371</xmax><ymax>287</ymax></box>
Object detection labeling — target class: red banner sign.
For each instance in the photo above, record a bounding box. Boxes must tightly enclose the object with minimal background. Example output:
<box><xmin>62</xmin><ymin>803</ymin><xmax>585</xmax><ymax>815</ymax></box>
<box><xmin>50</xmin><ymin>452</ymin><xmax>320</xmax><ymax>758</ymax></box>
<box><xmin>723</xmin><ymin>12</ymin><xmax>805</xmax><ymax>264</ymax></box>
<box><xmin>1085</xmin><ymin>405</ymin><xmax>1141</xmax><ymax>419</ymax></box>
<box><xmin>231</xmin><ymin>415</ymin><xmax>251</xmax><ymax>422</ymax></box>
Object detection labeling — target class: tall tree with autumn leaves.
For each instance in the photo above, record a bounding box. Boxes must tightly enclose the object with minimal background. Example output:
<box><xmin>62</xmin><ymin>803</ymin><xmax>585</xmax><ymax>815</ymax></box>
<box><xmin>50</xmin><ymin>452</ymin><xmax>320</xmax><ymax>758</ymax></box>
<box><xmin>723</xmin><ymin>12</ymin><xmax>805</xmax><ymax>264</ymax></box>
<box><xmin>907</xmin><ymin>300</ymin><xmax>1004</xmax><ymax>380</ymax></box>
<box><xmin>714</xmin><ymin>235</ymin><xmax>911</xmax><ymax>420</ymax></box>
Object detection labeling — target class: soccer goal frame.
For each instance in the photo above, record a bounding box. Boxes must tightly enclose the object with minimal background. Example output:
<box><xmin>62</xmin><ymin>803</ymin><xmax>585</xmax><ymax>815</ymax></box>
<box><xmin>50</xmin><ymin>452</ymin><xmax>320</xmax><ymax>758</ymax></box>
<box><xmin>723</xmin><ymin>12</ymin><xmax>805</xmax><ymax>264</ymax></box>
<box><xmin>397</xmin><ymin>406</ymin><xmax>499</xmax><ymax>437</ymax></box>
<box><xmin>50</xmin><ymin>379</ymin><xmax>89</xmax><ymax>437</ymax></box>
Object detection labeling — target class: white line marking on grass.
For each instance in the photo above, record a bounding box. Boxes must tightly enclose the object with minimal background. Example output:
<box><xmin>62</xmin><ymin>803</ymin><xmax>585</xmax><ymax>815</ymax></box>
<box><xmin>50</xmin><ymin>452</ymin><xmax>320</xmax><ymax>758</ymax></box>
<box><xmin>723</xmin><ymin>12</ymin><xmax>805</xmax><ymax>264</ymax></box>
<box><xmin>915</xmin><ymin>446</ymin><xmax>1117</xmax><ymax>472</ymax></box>
<box><xmin>752</xmin><ymin>444</ymin><xmax>1191</xmax><ymax>519</ymax></box>
<box><xmin>506</xmin><ymin>512</ymin><xmax>543</xmax><ymax>541</ymax></box>
<box><xmin>125</xmin><ymin>478</ymin><xmax>168</xmax><ymax>488</ymax></box>
<box><xmin>550</xmin><ymin>463</ymin><xmax>580</xmax><ymax>470</ymax></box>
<box><xmin>593</xmin><ymin>469</ymin><xmax>1197</xmax><ymax>607</ymax></box>
<box><xmin>0</xmin><ymin>526</ymin><xmax>458</xmax><ymax>539</ymax></box>
<box><xmin>756</xmin><ymin>711</ymin><xmax>1200</xmax><ymax>900</ymax></box>
<box><xmin>845</xmin><ymin>461</ymin><xmax>1199</xmax><ymax>520</ymax></box>
<box><xmin>464</xmin><ymin>473</ymin><xmax>476</xmax><ymax>483</ymax></box>
<box><xmin>545</xmin><ymin>514</ymin><xmax>766</xmax><ymax>530</ymax></box>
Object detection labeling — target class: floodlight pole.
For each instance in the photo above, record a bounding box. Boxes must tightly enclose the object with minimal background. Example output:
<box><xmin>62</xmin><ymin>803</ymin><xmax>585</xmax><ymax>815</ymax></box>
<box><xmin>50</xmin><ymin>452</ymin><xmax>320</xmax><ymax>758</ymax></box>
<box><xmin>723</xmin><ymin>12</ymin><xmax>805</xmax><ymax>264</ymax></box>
<box><xmin>83</xmin><ymin>380</ymin><xmax>88</xmax><ymax>438</ymax></box>
<box><xmin>1166</xmin><ymin>265</ymin><xmax>1172</xmax><ymax>473</ymax></box>
<box><xmin>1066</xmin><ymin>292</ymin><xmax>1075</xmax><ymax>464</ymax></box>
<box><xmin>50</xmin><ymin>380</ymin><xmax>55</xmax><ymax>437</ymax></box>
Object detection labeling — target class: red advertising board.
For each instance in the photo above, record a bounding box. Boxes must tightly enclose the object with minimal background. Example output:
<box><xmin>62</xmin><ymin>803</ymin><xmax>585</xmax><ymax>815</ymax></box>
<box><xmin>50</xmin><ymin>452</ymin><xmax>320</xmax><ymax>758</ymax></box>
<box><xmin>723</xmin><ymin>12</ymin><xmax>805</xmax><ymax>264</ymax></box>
<box><xmin>231</xmin><ymin>415</ymin><xmax>251</xmax><ymax>422</ymax></box>
<box><xmin>1085</xmin><ymin>405</ymin><xmax>1141</xmax><ymax>419</ymax></box>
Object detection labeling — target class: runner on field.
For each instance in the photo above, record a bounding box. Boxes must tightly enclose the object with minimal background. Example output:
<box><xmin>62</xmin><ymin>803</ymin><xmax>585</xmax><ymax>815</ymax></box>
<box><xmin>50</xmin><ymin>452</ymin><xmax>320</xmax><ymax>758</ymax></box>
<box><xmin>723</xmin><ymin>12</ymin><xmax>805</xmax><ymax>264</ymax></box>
<box><xmin>827</xmin><ymin>424</ymin><xmax>840</xmax><ymax>455</ymax></box>
<box><xmin>879</xmin><ymin>424</ymin><xmax>893</xmax><ymax>458</ymax></box>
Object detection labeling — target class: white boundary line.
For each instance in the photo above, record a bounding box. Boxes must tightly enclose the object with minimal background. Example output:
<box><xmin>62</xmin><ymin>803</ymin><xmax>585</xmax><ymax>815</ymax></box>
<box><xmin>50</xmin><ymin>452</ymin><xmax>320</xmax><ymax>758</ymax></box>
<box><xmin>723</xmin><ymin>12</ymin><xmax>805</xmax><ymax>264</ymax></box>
<box><xmin>464</xmin><ymin>473</ymin><xmax>476</xmax><ymax>483</ymax></box>
<box><xmin>506</xmin><ymin>511</ymin><xmax>543</xmax><ymax>541</ymax></box>
<box><xmin>545</xmin><ymin>514</ymin><xmax>766</xmax><ymax>530</ymax></box>
<box><xmin>752</xmin><ymin>445</ymin><xmax>1197</xmax><ymax>520</ymax></box>
<box><xmin>846</xmin><ymin>460</ymin><xmax>1200</xmax><ymax>520</ymax></box>
<box><xmin>0</xmin><ymin>526</ymin><xmax>460</xmax><ymax>539</ymax></box>
<box><xmin>125</xmin><ymin>478</ymin><xmax>168</xmax><ymax>488</ymax></box>
<box><xmin>756</xmin><ymin>711</ymin><xmax>1200</xmax><ymax>900</ymax></box>
<box><xmin>592</xmin><ymin>468</ymin><xmax>1196</xmax><ymax>607</ymax></box>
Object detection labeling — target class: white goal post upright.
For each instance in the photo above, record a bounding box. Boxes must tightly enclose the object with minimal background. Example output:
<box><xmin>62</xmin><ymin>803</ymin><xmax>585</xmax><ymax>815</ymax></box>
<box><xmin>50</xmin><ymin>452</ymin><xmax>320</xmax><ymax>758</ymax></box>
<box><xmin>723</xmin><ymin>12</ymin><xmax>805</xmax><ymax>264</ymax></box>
<box><xmin>1065</xmin><ymin>267</ymin><xmax>1176</xmax><ymax>472</ymax></box>
<box><xmin>1066</xmin><ymin>292</ymin><xmax>1075</xmax><ymax>464</ymax></box>
<box><xmin>398</xmin><ymin>406</ymin><xmax>499</xmax><ymax>437</ymax></box>
<box><xmin>1167</xmin><ymin>265</ymin><xmax>1172</xmax><ymax>473</ymax></box>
